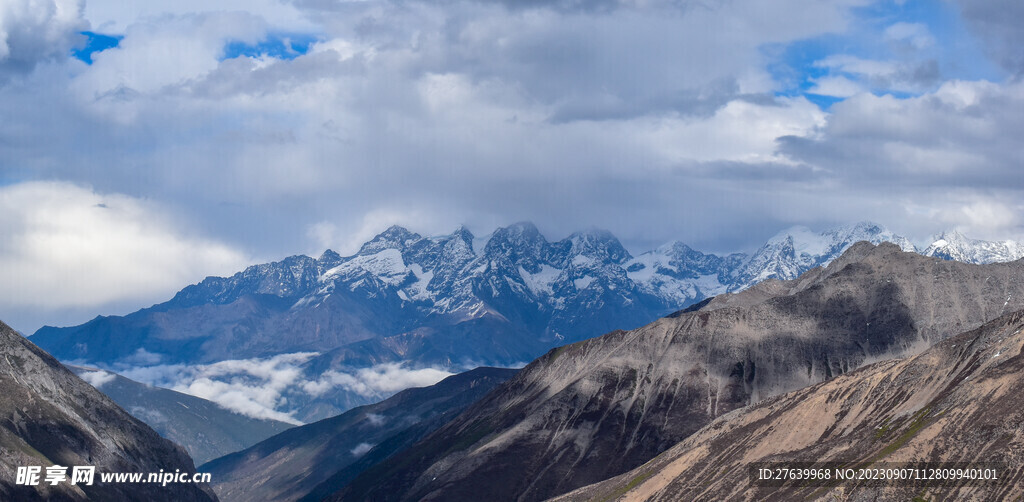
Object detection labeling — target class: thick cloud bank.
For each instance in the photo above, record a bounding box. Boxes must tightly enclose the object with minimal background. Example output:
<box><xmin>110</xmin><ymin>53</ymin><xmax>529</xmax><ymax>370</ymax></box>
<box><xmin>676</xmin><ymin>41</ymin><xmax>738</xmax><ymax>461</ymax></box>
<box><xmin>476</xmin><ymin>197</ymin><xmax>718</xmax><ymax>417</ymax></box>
<box><xmin>3</xmin><ymin>0</ymin><xmax>1024</xmax><ymax>332</ymax></box>
<box><xmin>0</xmin><ymin>182</ymin><xmax>248</xmax><ymax>329</ymax></box>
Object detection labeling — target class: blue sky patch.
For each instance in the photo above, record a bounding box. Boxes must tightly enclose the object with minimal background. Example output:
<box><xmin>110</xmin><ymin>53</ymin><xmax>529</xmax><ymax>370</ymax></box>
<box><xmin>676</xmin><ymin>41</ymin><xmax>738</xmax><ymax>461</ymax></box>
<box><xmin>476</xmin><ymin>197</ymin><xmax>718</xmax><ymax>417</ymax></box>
<box><xmin>767</xmin><ymin>0</ymin><xmax>1001</xmax><ymax>111</ymax></box>
<box><xmin>221</xmin><ymin>34</ymin><xmax>317</xmax><ymax>61</ymax></box>
<box><xmin>72</xmin><ymin>32</ymin><xmax>123</xmax><ymax>64</ymax></box>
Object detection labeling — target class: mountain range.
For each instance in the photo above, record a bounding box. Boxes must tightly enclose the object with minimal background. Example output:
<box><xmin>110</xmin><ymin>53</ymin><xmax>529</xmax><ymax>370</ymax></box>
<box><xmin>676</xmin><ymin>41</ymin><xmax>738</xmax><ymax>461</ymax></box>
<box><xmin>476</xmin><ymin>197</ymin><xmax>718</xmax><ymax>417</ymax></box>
<box><xmin>327</xmin><ymin>242</ymin><xmax>1024</xmax><ymax>501</ymax></box>
<box><xmin>29</xmin><ymin>222</ymin><xmax>1024</xmax><ymax>424</ymax></box>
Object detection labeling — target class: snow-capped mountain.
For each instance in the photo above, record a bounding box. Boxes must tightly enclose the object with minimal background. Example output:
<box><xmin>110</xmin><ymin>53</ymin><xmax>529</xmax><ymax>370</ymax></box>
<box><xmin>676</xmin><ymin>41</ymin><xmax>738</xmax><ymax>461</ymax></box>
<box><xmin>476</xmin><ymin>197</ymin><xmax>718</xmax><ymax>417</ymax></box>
<box><xmin>728</xmin><ymin>221</ymin><xmax>918</xmax><ymax>291</ymax></box>
<box><xmin>31</xmin><ymin>220</ymin><xmax>1015</xmax><ymax>422</ymax></box>
<box><xmin>922</xmin><ymin>230</ymin><xmax>1024</xmax><ymax>264</ymax></box>
<box><xmin>32</xmin><ymin>220</ymin><xmax>925</xmax><ymax>369</ymax></box>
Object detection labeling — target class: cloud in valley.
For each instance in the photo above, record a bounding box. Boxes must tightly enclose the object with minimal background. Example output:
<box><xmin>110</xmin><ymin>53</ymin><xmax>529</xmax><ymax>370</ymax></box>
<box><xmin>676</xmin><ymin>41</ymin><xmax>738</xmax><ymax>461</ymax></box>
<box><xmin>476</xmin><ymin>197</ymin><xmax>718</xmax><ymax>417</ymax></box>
<box><xmin>78</xmin><ymin>369</ymin><xmax>115</xmax><ymax>389</ymax></box>
<box><xmin>116</xmin><ymin>354</ymin><xmax>452</xmax><ymax>424</ymax></box>
<box><xmin>302</xmin><ymin>363</ymin><xmax>453</xmax><ymax>398</ymax></box>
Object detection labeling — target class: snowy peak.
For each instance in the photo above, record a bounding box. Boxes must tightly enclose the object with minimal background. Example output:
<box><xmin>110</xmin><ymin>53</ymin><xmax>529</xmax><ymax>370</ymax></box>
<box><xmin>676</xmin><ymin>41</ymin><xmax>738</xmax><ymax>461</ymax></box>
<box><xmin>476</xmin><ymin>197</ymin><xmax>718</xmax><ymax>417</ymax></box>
<box><xmin>822</xmin><ymin>221</ymin><xmax>916</xmax><ymax>253</ymax></box>
<box><xmin>359</xmin><ymin>225</ymin><xmax>422</xmax><ymax>255</ymax></box>
<box><xmin>731</xmin><ymin>221</ymin><xmax>914</xmax><ymax>291</ymax></box>
<box><xmin>452</xmin><ymin>225</ymin><xmax>475</xmax><ymax>251</ymax></box>
<box><xmin>156</xmin><ymin>221</ymin><xmax>1024</xmax><ymax>350</ymax></box>
<box><xmin>628</xmin><ymin>241</ymin><xmax>727</xmax><ymax>279</ymax></box>
<box><xmin>318</xmin><ymin>249</ymin><xmax>342</xmax><ymax>266</ymax></box>
<box><xmin>484</xmin><ymin>222</ymin><xmax>549</xmax><ymax>269</ymax></box>
<box><xmin>923</xmin><ymin>230</ymin><xmax>1024</xmax><ymax>264</ymax></box>
<box><xmin>565</xmin><ymin>229</ymin><xmax>632</xmax><ymax>265</ymax></box>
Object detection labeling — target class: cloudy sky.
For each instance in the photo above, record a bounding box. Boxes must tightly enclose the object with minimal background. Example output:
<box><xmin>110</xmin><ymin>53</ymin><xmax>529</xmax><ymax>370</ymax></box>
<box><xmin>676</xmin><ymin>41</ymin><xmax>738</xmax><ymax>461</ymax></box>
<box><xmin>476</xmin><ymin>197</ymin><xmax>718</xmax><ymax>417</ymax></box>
<box><xmin>1</xmin><ymin>0</ymin><xmax>1022</xmax><ymax>333</ymax></box>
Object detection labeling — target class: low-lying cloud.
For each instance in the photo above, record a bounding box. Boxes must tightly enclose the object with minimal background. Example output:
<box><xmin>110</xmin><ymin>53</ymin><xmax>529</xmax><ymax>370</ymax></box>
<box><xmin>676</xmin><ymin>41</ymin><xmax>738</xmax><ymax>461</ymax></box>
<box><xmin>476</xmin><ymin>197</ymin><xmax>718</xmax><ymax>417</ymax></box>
<box><xmin>302</xmin><ymin>363</ymin><xmax>454</xmax><ymax>398</ymax></box>
<box><xmin>78</xmin><ymin>369</ymin><xmax>116</xmax><ymax>389</ymax></box>
<box><xmin>114</xmin><ymin>354</ymin><xmax>453</xmax><ymax>424</ymax></box>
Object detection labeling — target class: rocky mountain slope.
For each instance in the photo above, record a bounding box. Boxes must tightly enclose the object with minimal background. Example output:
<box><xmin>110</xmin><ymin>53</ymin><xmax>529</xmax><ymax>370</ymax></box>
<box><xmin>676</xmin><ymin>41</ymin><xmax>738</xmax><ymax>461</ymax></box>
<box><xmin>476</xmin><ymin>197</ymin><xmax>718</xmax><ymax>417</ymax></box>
<box><xmin>557</xmin><ymin>308</ymin><xmax>1024</xmax><ymax>501</ymax></box>
<box><xmin>0</xmin><ymin>320</ymin><xmax>216</xmax><ymax>502</ymax></box>
<box><xmin>328</xmin><ymin>243</ymin><xmax>1024</xmax><ymax>502</ymax></box>
<box><xmin>69</xmin><ymin>366</ymin><xmax>294</xmax><ymax>465</ymax></box>
<box><xmin>202</xmin><ymin>367</ymin><xmax>516</xmax><ymax>502</ymax></box>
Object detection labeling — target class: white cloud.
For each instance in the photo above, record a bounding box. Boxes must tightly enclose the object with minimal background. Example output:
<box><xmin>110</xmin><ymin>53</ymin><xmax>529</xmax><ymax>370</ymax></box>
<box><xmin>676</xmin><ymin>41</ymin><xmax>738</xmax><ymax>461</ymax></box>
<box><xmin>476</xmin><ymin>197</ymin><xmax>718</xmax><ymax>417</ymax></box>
<box><xmin>661</xmin><ymin>97</ymin><xmax>827</xmax><ymax>164</ymax></box>
<box><xmin>814</xmin><ymin>55</ymin><xmax>898</xmax><ymax>77</ymax></box>
<box><xmin>83</xmin><ymin>0</ymin><xmax>314</xmax><ymax>34</ymax></box>
<box><xmin>113</xmin><ymin>354</ymin><xmax>452</xmax><ymax>425</ymax></box>
<box><xmin>118</xmin><ymin>352</ymin><xmax>318</xmax><ymax>425</ymax></box>
<box><xmin>884</xmin><ymin>22</ymin><xmax>935</xmax><ymax>50</ymax></box>
<box><xmin>807</xmin><ymin>75</ymin><xmax>866</xmax><ymax>98</ymax></box>
<box><xmin>811</xmin><ymin>54</ymin><xmax>939</xmax><ymax>95</ymax></box>
<box><xmin>778</xmin><ymin>79</ymin><xmax>1024</xmax><ymax>241</ymax></box>
<box><xmin>79</xmin><ymin>369</ymin><xmax>116</xmax><ymax>388</ymax></box>
<box><xmin>0</xmin><ymin>0</ymin><xmax>86</xmax><ymax>77</ymax></box>
<box><xmin>73</xmin><ymin>12</ymin><xmax>268</xmax><ymax>96</ymax></box>
<box><xmin>302</xmin><ymin>363</ymin><xmax>453</xmax><ymax>398</ymax></box>
<box><xmin>350</xmin><ymin>442</ymin><xmax>374</xmax><ymax>457</ymax></box>
<box><xmin>0</xmin><ymin>181</ymin><xmax>249</xmax><ymax>311</ymax></box>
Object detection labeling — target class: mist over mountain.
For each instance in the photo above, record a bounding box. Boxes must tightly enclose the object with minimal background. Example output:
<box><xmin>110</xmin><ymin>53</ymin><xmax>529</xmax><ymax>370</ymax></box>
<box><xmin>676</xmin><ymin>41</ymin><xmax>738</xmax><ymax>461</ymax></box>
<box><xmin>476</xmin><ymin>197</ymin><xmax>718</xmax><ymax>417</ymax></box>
<box><xmin>69</xmin><ymin>365</ymin><xmax>295</xmax><ymax>465</ymax></box>
<box><xmin>28</xmin><ymin>222</ymin><xmax>1023</xmax><ymax>424</ymax></box>
<box><xmin>202</xmin><ymin>367</ymin><xmax>516</xmax><ymax>502</ymax></box>
<box><xmin>329</xmin><ymin>243</ymin><xmax>1024</xmax><ymax>501</ymax></box>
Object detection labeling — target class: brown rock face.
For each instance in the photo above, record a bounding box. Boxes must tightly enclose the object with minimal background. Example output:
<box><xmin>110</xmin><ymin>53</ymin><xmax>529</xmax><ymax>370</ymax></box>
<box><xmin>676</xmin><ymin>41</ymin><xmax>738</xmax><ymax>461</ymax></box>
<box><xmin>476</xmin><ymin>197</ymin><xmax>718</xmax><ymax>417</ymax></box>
<box><xmin>332</xmin><ymin>243</ymin><xmax>1024</xmax><ymax>502</ymax></box>
<box><xmin>0</xmin><ymin>320</ymin><xmax>217</xmax><ymax>502</ymax></box>
<box><xmin>557</xmin><ymin>309</ymin><xmax>1024</xmax><ymax>501</ymax></box>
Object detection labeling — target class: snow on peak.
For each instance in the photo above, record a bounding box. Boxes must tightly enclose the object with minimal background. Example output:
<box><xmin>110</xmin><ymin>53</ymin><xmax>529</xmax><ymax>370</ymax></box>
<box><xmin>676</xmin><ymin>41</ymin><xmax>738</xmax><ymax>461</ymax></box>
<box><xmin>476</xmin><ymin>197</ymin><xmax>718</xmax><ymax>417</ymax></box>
<box><xmin>359</xmin><ymin>226</ymin><xmax>422</xmax><ymax>255</ymax></box>
<box><xmin>325</xmin><ymin>248</ymin><xmax>410</xmax><ymax>286</ymax></box>
<box><xmin>731</xmin><ymin>221</ymin><xmax>915</xmax><ymax>291</ymax></box>
<box><xmin>923</xmin><ymin>230</ymin><xmax>1024</xmax><ymax>264</ymax></box>
<box><xmin>484</xmin><ymin>222</ymin><xmax>547</xmax><ymax>259</ymax></box>
<box><xmin>567</xmin><ymin>228</ymin><xmax>631</xmax><ymax>263</ymax></box>
<box><xmin>767</xmin><ymin>225</ymin><xmax>831</xmax><ymax>257</ymax></box>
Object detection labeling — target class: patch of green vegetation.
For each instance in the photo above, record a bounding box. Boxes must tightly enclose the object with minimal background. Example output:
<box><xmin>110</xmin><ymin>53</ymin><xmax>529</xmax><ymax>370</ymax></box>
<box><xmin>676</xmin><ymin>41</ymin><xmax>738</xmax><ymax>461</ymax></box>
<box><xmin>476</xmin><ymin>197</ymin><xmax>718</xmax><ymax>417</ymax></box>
<box><xmin>873</xmin><ymin>417</ymin><xmax>892</xmax><ymax>440</ymax></box>
<box><xmin>807</xmin><ymin>408</ymin><xmax>936</xmax><ymax>500</ymax></box>
<box><xmin>624</xmin><ymin>471</ymin><xmax>654</xmax><ymax>491</ymax></box>
<box><xmin>911</xmin><ymin>489</ymin><xmax>931</xmax><ymax>502</ymax></box>
<box><xmin>869</xmin><ymin>406</ymin><xmax>933</xmax><ymax>463</ymax></box>
<box><xmin>596</xmin><ymin>471</ymin><xmax>654</xmax><ymax>502</ymax></box>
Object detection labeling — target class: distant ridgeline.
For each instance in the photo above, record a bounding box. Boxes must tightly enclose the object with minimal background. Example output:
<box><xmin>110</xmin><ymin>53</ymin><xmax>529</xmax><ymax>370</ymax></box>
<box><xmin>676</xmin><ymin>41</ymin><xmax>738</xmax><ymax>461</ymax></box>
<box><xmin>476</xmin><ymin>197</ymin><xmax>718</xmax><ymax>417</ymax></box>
<box><xmin>29</xmin><ymin>221</ymin><xmax>1024</xmax><ymax>422</ymax></box>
